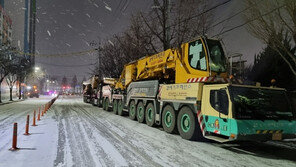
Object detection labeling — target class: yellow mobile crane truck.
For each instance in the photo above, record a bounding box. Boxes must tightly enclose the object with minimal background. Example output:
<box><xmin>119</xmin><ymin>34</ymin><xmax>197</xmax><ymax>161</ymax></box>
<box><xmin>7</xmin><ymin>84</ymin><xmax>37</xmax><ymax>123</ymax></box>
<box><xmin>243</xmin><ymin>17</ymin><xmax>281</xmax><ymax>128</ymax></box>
<box><xmin>99</xmin><ymin>36</ymin><xmax>296</xmax><ymax>142</ymax></box>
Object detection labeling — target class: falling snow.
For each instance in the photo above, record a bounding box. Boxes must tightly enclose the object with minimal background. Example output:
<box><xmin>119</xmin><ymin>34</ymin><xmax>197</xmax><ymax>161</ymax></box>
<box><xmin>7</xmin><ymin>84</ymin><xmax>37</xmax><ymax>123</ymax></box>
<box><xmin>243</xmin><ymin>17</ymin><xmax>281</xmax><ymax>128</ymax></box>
<box><xmin>94</xmin><ymin>3</ymin><xmax>99</xmax><ymax>8</ymax></box>
<box><xmin>47</xmin><ymin>30</ymin><xmax>52</xmax><ymax>37</ymax></box>
<box><xmin>105</xmin><ymin>5</ymin><xmax>112</xmax><ymax>11</ymax></box>
<box><xmin>108</xmin><ymin>40</ymin><xmax>114</xmax><ymax>46</ymax></box>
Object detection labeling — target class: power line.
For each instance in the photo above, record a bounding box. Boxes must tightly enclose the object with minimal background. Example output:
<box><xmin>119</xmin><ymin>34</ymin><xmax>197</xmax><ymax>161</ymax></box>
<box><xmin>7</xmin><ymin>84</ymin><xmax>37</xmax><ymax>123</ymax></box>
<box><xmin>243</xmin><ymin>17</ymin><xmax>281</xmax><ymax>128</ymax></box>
<box><xmin>211</xmin><ymin>4</ymin><xmax>285</xmax><ymax>37</ymax></box>
<box><xmin>209</xmin><ymin>1</ymin><xmax>263</xmax><ymax>30</ymax></box>
<box><xmin>149</xmin><ymin>0</ymin><xmax>232</xmax><ymax>35</ymax></box>
<box><xmin>36</xmin><ymin>61</ymin><xmax>95</xmax><ymax>67</ymax></box>
<box><xmin>8</xmin><ymin>1</ymin><xmax>229</xmax><ymax>59</ymax></box>
<box><xmin>180</xmin><ymin>0</ymin><xmax>231</xmax><ymax>24</ymax></box>
<box><xmin>13</xmin><ymin>48</ymin><xmax>99</xmax><ymax>57</ymax></box>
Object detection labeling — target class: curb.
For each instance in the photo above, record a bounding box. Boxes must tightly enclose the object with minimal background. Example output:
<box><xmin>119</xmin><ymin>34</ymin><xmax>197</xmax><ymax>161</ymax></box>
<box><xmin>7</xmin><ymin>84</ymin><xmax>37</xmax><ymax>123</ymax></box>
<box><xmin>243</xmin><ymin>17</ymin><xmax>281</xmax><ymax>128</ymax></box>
<box><xmin>0</xmin><ymin>99</ymin><xmax>25</xmax><ymax>106</ymax></box>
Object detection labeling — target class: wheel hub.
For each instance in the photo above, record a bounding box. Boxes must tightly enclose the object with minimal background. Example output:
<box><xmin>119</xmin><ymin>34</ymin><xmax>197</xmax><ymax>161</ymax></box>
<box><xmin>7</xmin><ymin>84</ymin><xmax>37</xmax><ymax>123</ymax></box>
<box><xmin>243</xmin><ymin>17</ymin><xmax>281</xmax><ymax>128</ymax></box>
<box><xmin>181</xmin><ymin>114</ymin><xmax>190</xmax><ymax>132</ymax></box>
<box><xmin>147</xmin><ymin>108</ymin><xmax>153</xmax><ymax>121</ymax></box>
<box><xmin>164</xmin><ymin>111</ymin><xmax>172</xmax><ymax>127</ymax></box>
<box><xmin>138</xmin><ymin>107</ymin><xmax>143</xmax><ymax>118</ymax></box>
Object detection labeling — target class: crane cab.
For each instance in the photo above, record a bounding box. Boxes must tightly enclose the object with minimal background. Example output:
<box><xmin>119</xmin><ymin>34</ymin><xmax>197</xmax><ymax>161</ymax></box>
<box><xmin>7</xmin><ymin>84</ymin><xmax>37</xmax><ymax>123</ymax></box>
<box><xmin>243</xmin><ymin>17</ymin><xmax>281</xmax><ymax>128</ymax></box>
<box><xmin>176</xmin><ymin>37</ymin><xmax>228</xmax><ymax>83</ymax></box>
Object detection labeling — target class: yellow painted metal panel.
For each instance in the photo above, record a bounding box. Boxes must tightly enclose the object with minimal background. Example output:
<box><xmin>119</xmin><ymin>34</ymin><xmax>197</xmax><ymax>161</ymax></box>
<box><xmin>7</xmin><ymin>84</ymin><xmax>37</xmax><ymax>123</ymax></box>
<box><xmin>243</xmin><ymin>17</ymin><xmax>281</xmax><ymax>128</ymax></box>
<box><xmin>125</xmin><ymin>63</ymin><xmax>136</xmax><ymax>86</ymax></box>
<box><xmin>201</xmin><ymin>84</ymin><xmax>232</xmax><ymax>118</ymax></box>
<box><xmin>160</xmin><ymin>83</ymin><xmax>203</xmax><ymax>101</ymax></box>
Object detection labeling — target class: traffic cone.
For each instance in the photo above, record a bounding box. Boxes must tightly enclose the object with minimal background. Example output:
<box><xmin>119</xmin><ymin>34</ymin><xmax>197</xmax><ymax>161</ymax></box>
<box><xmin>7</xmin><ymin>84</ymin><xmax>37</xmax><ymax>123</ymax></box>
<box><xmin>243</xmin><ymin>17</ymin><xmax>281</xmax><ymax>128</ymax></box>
<box><xmin>37</xmin><ymin>108</ymin><xmax>41</xmax><ymax>121</ymax></box>
<box><xmin>32</xmin><ymin>110</ymin><xmax>37</xmax><ymax>126</ymax></box>
<box><xmin>45</xmin><ymin>104</ymin><xmax>47</xmax><ymax>114</ymax></box>
<box><xmin>24</xmin><ymin>115</ymin><xmax>30</xmax><ymax>135</ymax></box>
<box><xmin>9</xmin><ymin>123</ymin><xmax>19</xmax><ymax>151</ymax></box>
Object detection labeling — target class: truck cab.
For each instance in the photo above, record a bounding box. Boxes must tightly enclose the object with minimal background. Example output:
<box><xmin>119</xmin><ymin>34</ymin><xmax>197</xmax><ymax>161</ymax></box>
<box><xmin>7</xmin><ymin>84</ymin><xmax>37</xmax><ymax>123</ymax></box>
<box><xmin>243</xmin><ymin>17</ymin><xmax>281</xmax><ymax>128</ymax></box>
<box><xmin>201</xmin><ymin>84</ymin><xmax>296</xmax><ymax>142</ymax></box>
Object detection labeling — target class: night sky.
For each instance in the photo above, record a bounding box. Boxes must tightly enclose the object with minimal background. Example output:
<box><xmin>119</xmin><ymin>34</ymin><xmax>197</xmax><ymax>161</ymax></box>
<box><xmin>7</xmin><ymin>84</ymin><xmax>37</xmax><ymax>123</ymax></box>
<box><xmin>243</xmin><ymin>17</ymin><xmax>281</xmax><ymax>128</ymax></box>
<box><xmin>34</xmin><ymin>0</ymin><xmax>263</xmax><ymax>82</ymax></box>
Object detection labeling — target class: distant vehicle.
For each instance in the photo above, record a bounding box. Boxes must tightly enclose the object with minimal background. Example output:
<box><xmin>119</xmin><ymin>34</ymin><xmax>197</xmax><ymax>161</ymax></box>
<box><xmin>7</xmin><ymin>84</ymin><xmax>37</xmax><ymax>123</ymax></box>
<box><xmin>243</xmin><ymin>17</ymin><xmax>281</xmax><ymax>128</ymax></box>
<box><xmin>82</xmin><ymin>80</ymin><xmax>92</xmax><ymax>103</ymax></box>
<box><xmin>28</xmin><ymin>85</ymin><xmax>39</xmax><ymax>98</ymax></box>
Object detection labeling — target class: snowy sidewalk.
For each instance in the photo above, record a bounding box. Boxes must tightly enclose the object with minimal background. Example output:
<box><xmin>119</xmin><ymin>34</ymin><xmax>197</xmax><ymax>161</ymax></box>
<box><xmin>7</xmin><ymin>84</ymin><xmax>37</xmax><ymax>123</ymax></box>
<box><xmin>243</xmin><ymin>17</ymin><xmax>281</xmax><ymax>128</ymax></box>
<box><xmin>0</xmin><ymin>98</ymin><xmax>23</xmax><ymax>106</ymax></box>
<box><xmin>0</xmin><ymin>97</ymin><xmax>58</xmax><ymax>167</ymax></box>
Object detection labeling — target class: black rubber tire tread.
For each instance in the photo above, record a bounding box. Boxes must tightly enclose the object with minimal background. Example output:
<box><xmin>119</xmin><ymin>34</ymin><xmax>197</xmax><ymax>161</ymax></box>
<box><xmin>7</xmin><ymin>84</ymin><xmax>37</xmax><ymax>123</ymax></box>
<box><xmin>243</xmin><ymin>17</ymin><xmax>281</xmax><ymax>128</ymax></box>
<box><xmin>136</xmin><ymin>102</ymin><xmax>145</xmax><ymax>123</ymax></box>
<box><xmin>177</xmin><ymin>106</ymin><xmax>201</xmax><ymax>141</ymax></box>
<box><xmin>129</xmin><ymin>100</ymin><xmax>137</xmax><ymax>120</ymax></box>
<box><xmin>113</xmin><ymin>100</ymin><xmax>118</xmax><ymax>115</ymax></box>
<box><xmin>105</xmin><ymin>98</ymin><xmax>110</xmax><ymax>111</ymax></box>
<box><xmin>117</xmin><ymin>100</ymin><xmax>124</xmax><ymax>116</ymax></box>
<box><xmin>102</xmin><ymin>98</ymin><xmax>107</xmax><ymax>111</ymax></box>
<box><xmin>98</xmin><ymin>98</ymin><xmax>102</xmax><ymax>108</ymax></box>
<box><xmin>162</xmin><ymin>105</ymin><xmax>178</xmax><ymax>134</ymax></box>
<box><xmin>145</xmin><ymin>103</ymin><xmax>156</xmax><ymax>127</ymax></box>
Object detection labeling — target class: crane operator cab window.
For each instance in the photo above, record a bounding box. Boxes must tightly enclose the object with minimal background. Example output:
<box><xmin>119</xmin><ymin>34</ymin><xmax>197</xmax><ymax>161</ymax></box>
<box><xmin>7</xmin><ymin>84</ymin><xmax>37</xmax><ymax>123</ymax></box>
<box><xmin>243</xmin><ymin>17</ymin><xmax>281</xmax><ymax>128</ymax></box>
<box><xmin>188</xmin><ymin>40</ymin><xmax>207</xmax><ymax>71</ymax></box>
<box><xmin>207</xmin><ymin>39</ymin><xmax>227</xmax><ymax>73</ymax></box>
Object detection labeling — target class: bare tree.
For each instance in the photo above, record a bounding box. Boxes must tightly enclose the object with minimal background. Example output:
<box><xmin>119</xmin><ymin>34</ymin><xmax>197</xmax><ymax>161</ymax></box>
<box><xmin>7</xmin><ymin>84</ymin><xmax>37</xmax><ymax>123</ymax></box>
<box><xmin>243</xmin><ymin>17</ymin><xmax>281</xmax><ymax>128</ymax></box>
<box><xmin>0</xmin><ymin>47</ymin><xmax>13</xmax><ymax>103</ymax></box>
<box><xmin>6</xmin><ymin>72</ymin><xmax>18</xmax><ymax>101</ymax></box>
<box><xmin>93</xmin><ymin>0</ymin><xmax>214</xmax><ymax>78</ymax></box>
<box><xmin>244</xmin><ymin>0</ymin><xmax>296</xmax><ymax>75</ymax></box>
<box><xmin>139</xmin><ymin>0</ymin><xmax>213</xmax><ymax>51</ymax></box>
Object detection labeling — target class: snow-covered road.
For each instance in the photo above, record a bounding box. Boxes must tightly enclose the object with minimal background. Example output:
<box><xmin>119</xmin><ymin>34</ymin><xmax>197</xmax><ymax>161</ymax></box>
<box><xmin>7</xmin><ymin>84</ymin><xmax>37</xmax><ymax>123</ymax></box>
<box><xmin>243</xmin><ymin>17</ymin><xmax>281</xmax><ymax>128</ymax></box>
<box><xmin>0</xmin><ymin>96</ymin><xmax>295</xmax><ymax>167</ymax></box>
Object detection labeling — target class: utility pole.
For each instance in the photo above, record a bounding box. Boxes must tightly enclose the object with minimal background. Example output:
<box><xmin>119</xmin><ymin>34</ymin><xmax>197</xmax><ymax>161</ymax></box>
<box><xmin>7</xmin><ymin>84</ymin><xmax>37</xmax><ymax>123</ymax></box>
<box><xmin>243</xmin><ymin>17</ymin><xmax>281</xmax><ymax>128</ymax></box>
<box><xmin>24</xmin><ymin>0</ymin><xmax>29</xmax><ymax>61</ymax></box>
<box><xmin>29</xmin><ymin>0</ymin><xmax>36</xmax><ymax>66</ymax></box>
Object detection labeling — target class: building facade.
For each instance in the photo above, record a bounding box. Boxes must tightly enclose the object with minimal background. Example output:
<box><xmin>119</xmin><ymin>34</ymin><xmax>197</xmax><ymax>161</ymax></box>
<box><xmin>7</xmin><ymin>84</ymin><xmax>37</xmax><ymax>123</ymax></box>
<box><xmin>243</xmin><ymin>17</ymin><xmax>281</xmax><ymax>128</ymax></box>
<box><xmin>0</xmin><ymin>5</ymin><xmax>12</xmax><ymax>46</ymax></box>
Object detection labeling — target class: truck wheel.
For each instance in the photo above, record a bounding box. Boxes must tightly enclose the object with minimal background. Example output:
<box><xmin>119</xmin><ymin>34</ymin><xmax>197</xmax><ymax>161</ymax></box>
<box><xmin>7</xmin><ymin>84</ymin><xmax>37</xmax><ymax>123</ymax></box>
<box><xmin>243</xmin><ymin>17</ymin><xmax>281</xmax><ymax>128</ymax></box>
<box><xmin>96</xmin><ymin>99</ymin><xmax>99</xmax><ymax>107</ymax></box>
<box><xmin>102</xmin><ymin>98</ymin><xmax>106</xmax><ymax>110</ymax></box>
<box><xmin>113</xmin><ymin>100</ymin><xmax>118</xmax><ymax>115</ymax></box>
<box><xmin>105</xmin><ymin>98</ymin><xmax>110</xmax><ymax>111</ymax></box>
<box><xmin>103</xmin><ymin>98</ymin><xmax>109</xmax><ymax>111</ymax></box>
<box><xmin>162</xmin><ymin>105</ymin><xmax>177</xmax><ymax>134</ymax></box>
<box><xmin>145</xmin><ymin>103</ymin><xmax>155</xmax><ymax>127</ymax></box>
<box><xmin>177</xmin><ymin>106</ymin><xmax>199</xmax><ymax>140</ymax></box>
<box><xmin>118</xmin><ymin>100</ymin><xmax>124</xmax><ymax>116</ymax></box>
<box><xmin>129</xmin><ymin>100</ymin><xmax>136</xmax><ymax>120</ymax></box>
<box><xmin>136</xmin><ymin>102</ymin><xmax>145</xmax><ymax>123</ymax></box>
<box><xmin>98</xmin><ymin>99</ymin><xmax>103</xmax><ymax>108</ymax></box>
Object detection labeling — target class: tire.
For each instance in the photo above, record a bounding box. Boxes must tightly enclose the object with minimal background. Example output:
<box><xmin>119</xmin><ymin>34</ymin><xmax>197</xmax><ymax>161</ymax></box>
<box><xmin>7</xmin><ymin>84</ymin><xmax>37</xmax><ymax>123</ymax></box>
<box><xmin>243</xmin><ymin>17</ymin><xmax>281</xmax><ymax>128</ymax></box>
<box><xmin>105</xmin><ymin>98</ymin><xmax>110</xmax><ymax>111</ymax></box>
<box><xmin>177</xmin><ymin>106</ymin><xmax>201</xmax><ymax>141</ymax></box>
<box><xmin>129</xmin><ymin>100</ymin><xmax>136</xmax><ymax>120</ymax></box>
<box><xmin>136</xmin><ymin>102</ymin><xmax>145</xmax><ymax>123</ymax></box>
<box><xmin>98</xmin><ymin>98</ymin><xmax>103</xmax><ymax>108</ymax></box>
<box><xmin>96</xmin><ymin>98</ymin><xmax>99</xmax><ymax>107</ymax></box>
<box><xmin>103</xmin><ymin>98</ymin><xmax>108</xmax><ymax>111</ymax></box>
<box><xmin>162</xmin><ymin>105</ymin><xmax>177</xmax><ymax>134</ymax></box>
<box><xmin>118</xmin><ymin>100</ymin><xmax>124</xmax><ymax>116</ymax></box>
<box><xmin>145</xmin><ymin>103</ymin><xmax>155</xmax><ymax>127</ymax></box>
<box><xmin>113</xmin><ymin>100</ymin><xmax>118</xmax><ymax>115</ymax></box>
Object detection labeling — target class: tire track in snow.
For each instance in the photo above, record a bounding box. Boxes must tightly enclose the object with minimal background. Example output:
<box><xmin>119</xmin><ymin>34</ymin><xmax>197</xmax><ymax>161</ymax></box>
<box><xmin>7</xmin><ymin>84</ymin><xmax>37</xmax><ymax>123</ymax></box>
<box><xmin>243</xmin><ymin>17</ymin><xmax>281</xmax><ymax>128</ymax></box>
<box><xmin>53</xmin><ymin>97</ymin><xmax>296</xmax><ymax>167</ymax></box>
<box><xmin>73</xmin><ymin>98</ymin><xmax>296</xmax><ymax>167</ymax></box>
<box><xmin>53</xmin><ymin>103</ymin><xmax>96</xmax><ymax>167</ymax></box>
<box><xmin>71</xmin><ymin>102</ymin><xmax>164</xmax><ymax>167</ymax></box>
<box><xmin>73</xmin><ymin>101</ymin><xmax>219</xmax><ymax>167</ymax></box>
